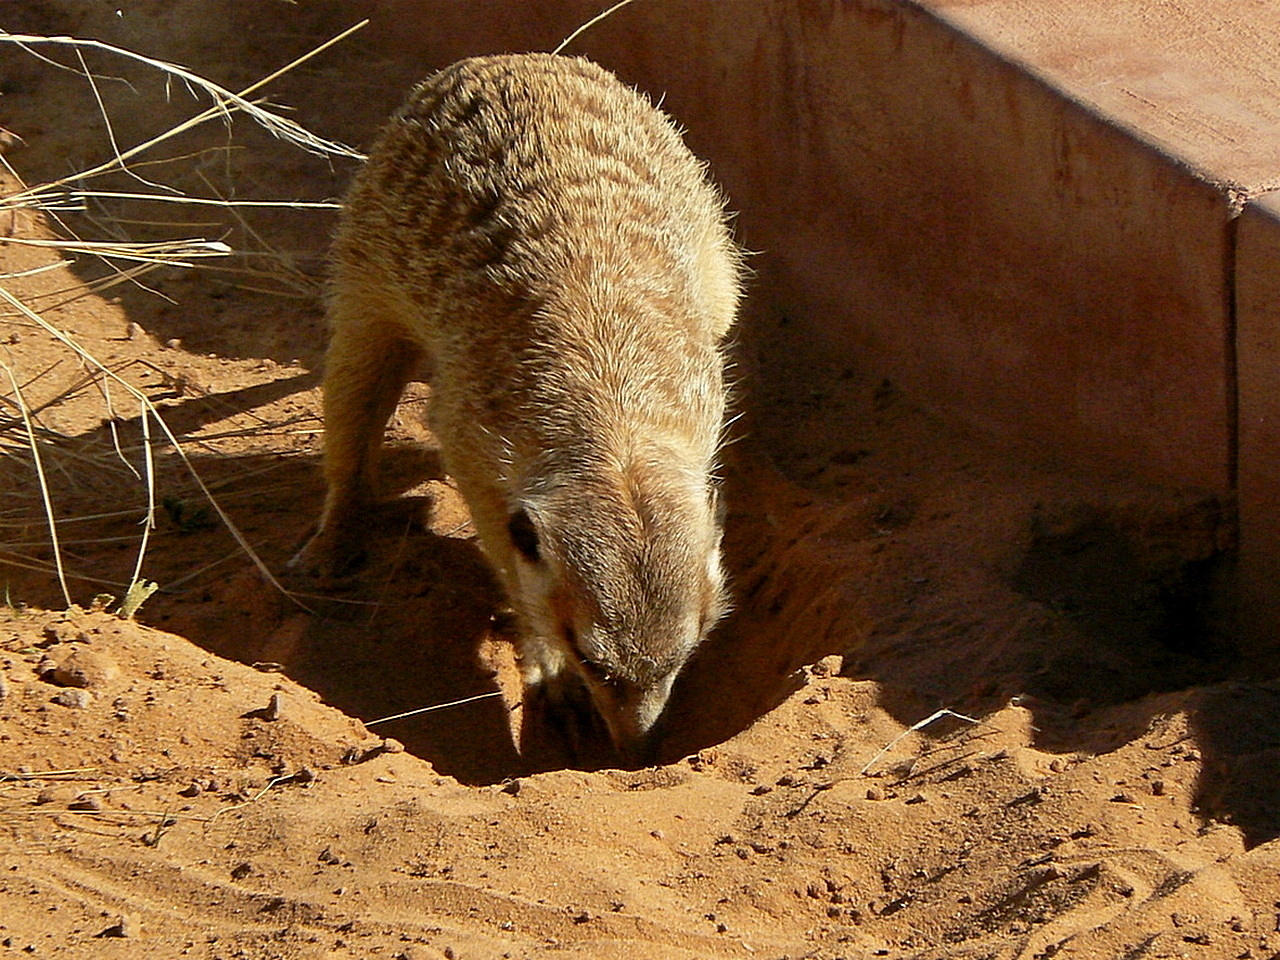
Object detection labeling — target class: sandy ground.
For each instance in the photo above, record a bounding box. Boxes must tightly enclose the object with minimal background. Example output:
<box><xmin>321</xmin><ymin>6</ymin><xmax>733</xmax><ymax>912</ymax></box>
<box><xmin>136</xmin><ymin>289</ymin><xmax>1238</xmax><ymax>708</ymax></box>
<box><xmin>1</xmin><ymin>4</ymin><xmax>1279</xmax><ymax>958</ymax></box>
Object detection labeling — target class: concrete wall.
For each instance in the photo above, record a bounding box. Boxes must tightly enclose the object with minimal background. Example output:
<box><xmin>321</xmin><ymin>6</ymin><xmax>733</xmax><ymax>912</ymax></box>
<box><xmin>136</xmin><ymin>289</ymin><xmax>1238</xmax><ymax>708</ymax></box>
<box><xmin>1237</xmin><ymin>193</ymin><xmax>1280</xmax><ymax>652</ymax></box>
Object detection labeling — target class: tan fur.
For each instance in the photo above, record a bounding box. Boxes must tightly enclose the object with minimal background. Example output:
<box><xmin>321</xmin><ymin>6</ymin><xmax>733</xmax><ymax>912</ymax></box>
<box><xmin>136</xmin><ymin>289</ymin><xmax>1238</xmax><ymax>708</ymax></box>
<box><xmin>299</xmin><ymin>53</ymin><xmax>741</xmax><ymax>756</ymax></box>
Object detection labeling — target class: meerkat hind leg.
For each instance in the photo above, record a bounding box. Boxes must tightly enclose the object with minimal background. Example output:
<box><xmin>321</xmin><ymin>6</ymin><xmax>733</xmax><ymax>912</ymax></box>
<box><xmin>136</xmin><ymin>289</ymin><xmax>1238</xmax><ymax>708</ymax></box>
<box><xmin>297</xmin><ymin>317</ymin><xmax>424</xmax><ymax>577</ymax></box>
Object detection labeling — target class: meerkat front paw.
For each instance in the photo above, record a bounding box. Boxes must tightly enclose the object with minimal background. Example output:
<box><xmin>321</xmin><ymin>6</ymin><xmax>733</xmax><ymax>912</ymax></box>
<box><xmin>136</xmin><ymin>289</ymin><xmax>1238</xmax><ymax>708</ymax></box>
<box><xmin>519</xmin><ymin>670</ymin><xmax>611</xmax><ymax>763</ymax></box>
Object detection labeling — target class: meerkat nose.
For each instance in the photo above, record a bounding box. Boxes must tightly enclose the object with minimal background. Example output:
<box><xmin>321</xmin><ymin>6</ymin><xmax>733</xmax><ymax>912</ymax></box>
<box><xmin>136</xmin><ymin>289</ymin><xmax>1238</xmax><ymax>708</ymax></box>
<box><xmin>605</xmin><ymin>672</ymin><xmax>678</xmax><ymax>765</ymax></box>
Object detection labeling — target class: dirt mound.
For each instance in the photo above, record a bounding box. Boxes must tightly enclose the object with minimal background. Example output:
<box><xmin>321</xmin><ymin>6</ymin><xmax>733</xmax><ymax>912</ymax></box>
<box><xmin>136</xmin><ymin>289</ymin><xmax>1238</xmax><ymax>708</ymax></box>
<box><xmin>4</xmin><ymin>607</ymin><xmax>1279</xmax><ymax>959</ymax></box>
<box><xmin>2</xmin><ymin>4</ymin><xmax>1278</xmax><ymax>958</ymax></box>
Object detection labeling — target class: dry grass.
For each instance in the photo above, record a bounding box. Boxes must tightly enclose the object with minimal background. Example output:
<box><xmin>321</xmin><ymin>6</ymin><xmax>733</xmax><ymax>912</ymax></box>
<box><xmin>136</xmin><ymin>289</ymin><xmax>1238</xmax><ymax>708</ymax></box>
<box><xmin>0</xmin><ymin>22</ymin><xmax>369</xmax><ymax>615</ymax></box>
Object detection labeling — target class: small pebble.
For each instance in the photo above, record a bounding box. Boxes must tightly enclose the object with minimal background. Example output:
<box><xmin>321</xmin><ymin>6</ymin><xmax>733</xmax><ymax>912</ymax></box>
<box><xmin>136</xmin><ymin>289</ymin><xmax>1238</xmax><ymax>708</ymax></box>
<box><xmin>179</xmin><ymin>782</ymin><xmax>202</xmax><ymax>798</ymax></box>
<box><xmin>35</xmin><ymin>786</ymin><xmax>76</xmax><ymax>805</ymax></box>
<box><xmin>165</xmin><ymin>338</ymin><xmax>182</xmax><ymax>350</ymax></box>
<box><xmin>125</xmin><ymin>322</ymin><xmax>145</xmax><ymax>341</ymax></box>
<box><xmin>318</xmin><ymin>847</ymin><xmax>341</xmax><ymax>865</ymax></box>
<box><xmin>499</xmin><ymin>778</ymin><xmax>521</xmax><ymax>796</ymax></box>
<box><xmin>51</xmin><ymin>688</ymin><xmax>93</xmax><ymax>709</ymax></box>
<box><xmin>0</xmin><ymin>673</ymin><xmax>8</xmax><ymax>702</ymax></box>
<box><xmin>263</xmin><ymin>693</ymin><xmax>282</xmax><ymax>721</ymax></box>
<box><xmin>400</xmin><ymin>947</ymin><xmax>447</xmax><ymax>960</ymax></box>
<box><xmin>810</xmin><ymin>654</ymin><xmax>844</xmax><ymax>678</ymax></box>
<box><xmin>43</xmin><ymin>620</ymin><xmax>86</xmax><ymax>644</ymax></box>
<box><xmin>1151</xmin><ymin>780</ymin><xmax>1167</xmax><ymax>796</ymax></box>
<box><xmin>69</xmin><ymin>794</ymin><xmax>103</xmax><ymax>811</ymax></box>
<box><xmin>51</xmin><ymin>649</ymin><xmax>118</xmax><ymax>689</ymax></box>
<box><xmin>382</xmin><ymin>737</ymin><xmax>405</xmax><ymax>754</ymax></box>
<box><xmin>96</xmin><ymin>915</ymin><xmax>135</xmax><ymax>938</ymax></box>
<box><xmin>866</xmin><ymin>786</ymin><xmax>884</xmax><ymax>801</ymax></box>
<box><xmin>341</xmin><ymin>745</ymin><xmax>363</xmax><ymax>765</ymax></box>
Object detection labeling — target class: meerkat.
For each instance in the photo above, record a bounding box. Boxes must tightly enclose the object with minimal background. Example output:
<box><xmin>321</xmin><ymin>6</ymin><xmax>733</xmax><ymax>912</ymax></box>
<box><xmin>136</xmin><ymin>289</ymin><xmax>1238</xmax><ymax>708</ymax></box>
<box><xmin>297</xmin><ymin>53</ymin><xmax>741</xmax><ymax>759</ymax></box>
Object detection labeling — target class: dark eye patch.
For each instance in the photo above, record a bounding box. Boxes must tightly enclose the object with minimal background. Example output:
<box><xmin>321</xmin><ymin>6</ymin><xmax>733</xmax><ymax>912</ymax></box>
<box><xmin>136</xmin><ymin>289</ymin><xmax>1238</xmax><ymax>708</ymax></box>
<box><xmin>579</xmin><ymin>657</ymin><xmax>616</xmax><ymax>687</ymax></box>
<box><xmin>559</xmin><ymin>634</ymin><xmax>617</xmax><ymax>687</ymax></box>
<box><xmin>507</xmin><ymin>507</ymin><xmax>540</xmax><ymax>563</ymax></box>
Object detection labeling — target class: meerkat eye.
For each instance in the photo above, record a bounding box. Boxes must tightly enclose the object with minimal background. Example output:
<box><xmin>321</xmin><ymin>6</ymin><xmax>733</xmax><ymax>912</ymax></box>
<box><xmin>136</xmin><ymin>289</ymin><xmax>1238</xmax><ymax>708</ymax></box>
<box><xmin>579</xmin><ymin>658</ymin><xmax>617</xmax><ymax>687</ymax></box>
<box><xmin>507</xmin><ymin>508</ymin><xmax>540</xmax><ymax>563</ymax></box>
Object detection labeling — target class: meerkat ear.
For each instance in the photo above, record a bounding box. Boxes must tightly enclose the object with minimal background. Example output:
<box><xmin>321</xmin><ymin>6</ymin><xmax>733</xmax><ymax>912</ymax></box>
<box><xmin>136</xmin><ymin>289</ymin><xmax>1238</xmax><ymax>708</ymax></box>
<box><xmin>507</xmin><ymin>507</ymin><xmax>541</xmax><ymax>563</ymax></box>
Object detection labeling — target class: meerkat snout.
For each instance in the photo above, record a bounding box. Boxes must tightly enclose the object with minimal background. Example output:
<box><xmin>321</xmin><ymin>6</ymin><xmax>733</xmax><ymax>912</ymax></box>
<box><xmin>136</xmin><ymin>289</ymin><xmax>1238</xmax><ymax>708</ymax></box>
<box><xmin>299</xmin><ymin>53</ymin><xmax>741</xmax><ymax>760</ymax></box>
<box><xmin>505</xmin><ymin>463</ymin><xmax>730</xmax><ymax>755</ymax></box>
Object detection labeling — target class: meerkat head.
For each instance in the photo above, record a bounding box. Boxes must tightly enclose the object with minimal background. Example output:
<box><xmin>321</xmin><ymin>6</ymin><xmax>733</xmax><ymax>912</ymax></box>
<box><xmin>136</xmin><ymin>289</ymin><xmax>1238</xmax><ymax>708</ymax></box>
<box><xmin>505</xmin><ymin>457</ymin><xmax>728</xmax><ymax>758</ymax></box>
